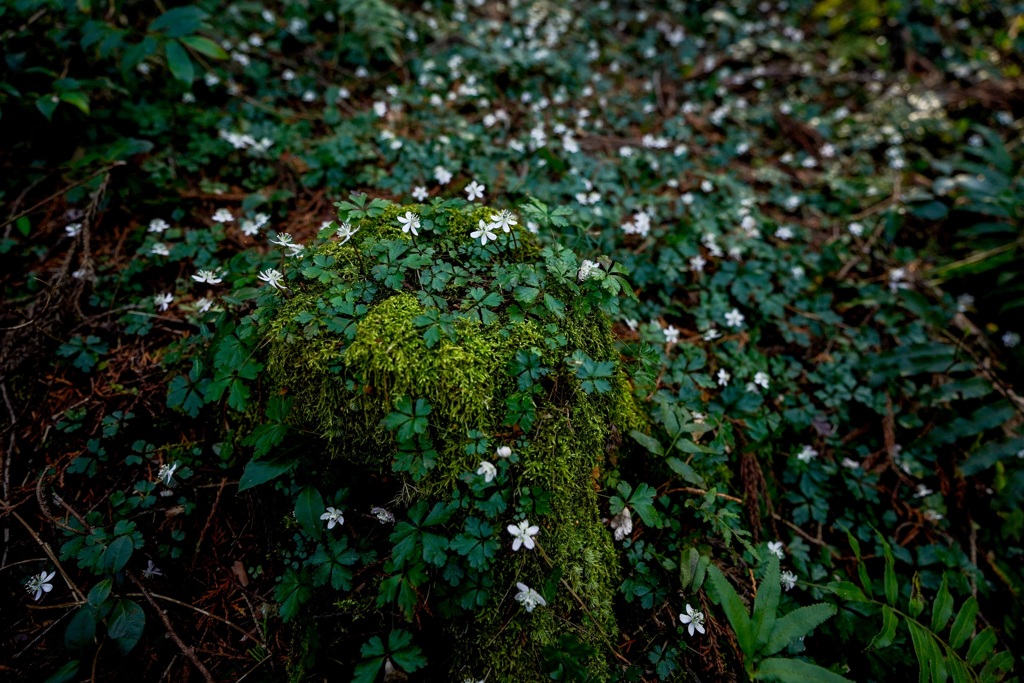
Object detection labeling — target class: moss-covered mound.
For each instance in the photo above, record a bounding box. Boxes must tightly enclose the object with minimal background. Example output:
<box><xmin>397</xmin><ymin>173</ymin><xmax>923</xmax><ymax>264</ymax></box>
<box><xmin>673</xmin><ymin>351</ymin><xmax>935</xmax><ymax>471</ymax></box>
<box><xmin>255</xmin><ymin>197</ymin><xmax>643</xmax><ymax>681</ymax></box>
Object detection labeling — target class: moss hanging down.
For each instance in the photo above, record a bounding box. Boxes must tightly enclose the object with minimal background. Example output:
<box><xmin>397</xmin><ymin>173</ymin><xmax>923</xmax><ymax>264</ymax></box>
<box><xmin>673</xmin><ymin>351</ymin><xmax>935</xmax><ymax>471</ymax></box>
<box><xmin>258</xmin><ymin>198</ymin><xmax>644</xmax><ymax>681</ymax></box>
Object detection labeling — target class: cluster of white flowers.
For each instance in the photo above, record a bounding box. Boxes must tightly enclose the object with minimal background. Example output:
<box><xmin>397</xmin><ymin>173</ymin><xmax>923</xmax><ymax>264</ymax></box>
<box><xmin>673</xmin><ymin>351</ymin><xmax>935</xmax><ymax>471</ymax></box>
<box><xmin>621</xmin><ymin>210</ymin><xmax>652</xmax><ymax>237</ymax></box>
<box><xmin>469</xmin><ymin>210</ymin><xmax>518</xmax><ymax>246</ymax></box>
<box><xmin>241</xmin><ymin>212</ymin><xmax>271</xmax><ymax>237</ymax></box>
<box><xmin>219</xmin><ymin>129</ymin><xmax>273</xmax><ymax>153</ymax></box>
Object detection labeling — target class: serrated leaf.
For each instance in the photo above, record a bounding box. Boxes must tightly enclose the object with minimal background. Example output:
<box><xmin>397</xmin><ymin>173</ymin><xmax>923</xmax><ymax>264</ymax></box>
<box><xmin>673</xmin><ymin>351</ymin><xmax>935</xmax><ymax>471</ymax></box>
<box><xmin>707</xmin><ymin>563</ymin><xmax>755</xmax><ymax>655</ymax></box>
<box><xmin>295</xmin><ymin>486</ymin><xmax>325</xmax><ymax>540</ymax></box>
<box><xmin>869</xmin><ymin>604</ymin><xmax>898</xmax><ymax>650</ymax></box>
<box><xmin>753</xmin><ymin>657</ymin><xmax>853</xmax><ymax>683</ymax></box>
<box><xmin>753</xmin><ymin>553</ymin><xmax>781</xmax><ymax>651</ymax></box>
<box><xmin>763</xmin><ymin>603</ymin><xmax>836</xmax><ymax>657</ymax></box>
<box><xmin>629</xmin><ymin>430</ymin><xmax>664</xmax><ymax>455</ymax></box>
<box><xmin>948</xmin><ymin>596</ymin><xmax>978</xmax><ymax>650</ymax></box>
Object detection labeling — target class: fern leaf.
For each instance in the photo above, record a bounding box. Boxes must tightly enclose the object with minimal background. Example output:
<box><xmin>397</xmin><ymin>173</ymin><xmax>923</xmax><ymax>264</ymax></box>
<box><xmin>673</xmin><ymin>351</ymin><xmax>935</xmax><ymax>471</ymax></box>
<box><xmin>762</xmin><ymin>603</ymin><xmax>836</xmax><ymax>657</ymax></box>
<box><xmin>752</xmin><ymin>657</ymin><xmax>853</xmax><ymax>683</ymax></box>
<box><xmin>868</xmin><ymin>604</ymin><xmax>898</xmax><ymax>650</ymax></box>
<box><xmin>707</xmin><ymin>563</ymin><xmax>755</xmax><ymax>656</ymax></box>
<box><xmin>753</xmin><ymin>553</ymin><xmax>782</xmax><ymax>651</ymax></box>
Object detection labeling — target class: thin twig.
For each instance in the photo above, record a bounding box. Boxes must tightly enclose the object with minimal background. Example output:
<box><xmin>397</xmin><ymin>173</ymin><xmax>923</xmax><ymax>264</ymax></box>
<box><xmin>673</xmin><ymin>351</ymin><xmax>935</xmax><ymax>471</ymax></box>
<box><xmin>127</xmin><ymin>573</ymin><xmax>215</xmax><ymax>683</ymax></box>
<box><xmin>0</xmin><ymin>161</ymin><xmax>125</xmax><ymax>231</ymax></box>
<box><xmin>0</xmin><ymin>498</ymin><xmax>86</xmax><ymax>603</ymax></box>
<box><xmin>124</xmin><ymin>590</ymin><xmax>268</xmax><ymax>650</ymax></box>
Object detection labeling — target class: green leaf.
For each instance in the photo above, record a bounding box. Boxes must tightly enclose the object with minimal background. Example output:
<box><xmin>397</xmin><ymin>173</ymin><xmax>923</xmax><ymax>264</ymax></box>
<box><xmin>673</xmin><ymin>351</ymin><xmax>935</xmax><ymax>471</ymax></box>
<box><xmin>948</xmin><ymin>596</ymin><xmax>978</xmax><ymax>650</ymax></box>
<box><xmin>309</xmin><ymin>538</ymin><xmax>358</xmax><ymax>591</ymax></box>
<box><xmin>64</xmin><ymin>607</ymin><xmax>96</xmax><ymax>650</ymax></box>
<box><xmin>43</xmin><ymin>660</ymin><xmax>80</xmax><ymax>683</ymax></box>
<box><xmin>966</xmin><ymin>626</ymin><xmax>996</xmax><ymax>667</ymax></box>
<box><xmin>629</xmin><ymin>430</ymin><xmax>664</xmax><ymax>456</ymax></box>
<box><xmin>879</xmin><ymin>534</ymin><xmax>899</xmax><ymax>606</ymax></box>
<box><xmin>149</xmin><ymin>6</ymin><xmax>206</xmax><ymax>37</ymax></box>
<box><xmin>58</xmin><ymin>91</ymin><xmax>90</xmax><ymax>115</ymax></box>
<box><xmin>707</xmin><ymin>563</ymin><xmax>755</xmax><ymax>656</ymax></box>
<box><xmin>753</xmin><ymin>553</ymin><xmax>781</xmax><ymax>651</ymax></box>
<box><xmin>36</xmin><ymin>95</ymin><xmax>59</xmax><ymax>121</ymax></box>
<box><xmin>87</xmin><ymin>579</ymin><xmax>112</xmax><ymax>606</ymax></box>
<box><xmin>869</xmin><ymin>604</ymin><xmax>898</xmax><ymax>650</ymax></box>
<box><xmin>179</xmin><ymin>35</ymin><xmax>228</xmax><ymax>59</ymax></box>
<box><xmin>295</xmin><ymin>486</ymin><xmax>325</xmax><ymax>540</ymax></box>
<box><xmin>826</xmin><ymin>581</ymin><xmax>870</xmax><ymax>602</ymax></box>
<box><xmin>979</xmin><ymin>651</ymin><xmax>1014</xmax><ymax>682</ymax></box>
<box><xmin>763</xmin><ymin>603</ymin><xmax>836</xmax><ymax>657</ymax></box>
<box><xmin>102</xmin><ymin>536</ymin><xmax>134</xmax><ymax>574</ymax></box>
<box><xmin>624</xmin><ymin>482</ymin><xmax>662</xmax><ymax>528</ymax></box>
<box><xmin>165</xmin><ymin>41</ymin><xmax>195</xmax><ymax>83</ymax></box>
<box><xmin>388</xmin><ymin>629</ymin><xmax>427</xmax><ymax>673</ymax></box>
<box><xmin>931</xmin><ymin>574</ymin><xmax>954</xmax><ymax>633</ymax></box>
<box><xmin>906</xmin><ymin>619</ymin><xmax>936</xmax><ymax>683</ymax></box>
<box><xmin>274</xmin><ymin>569</ymin><xmax>312</xmax><ymax>622</ymax></box>
<box><xmin>352</xmin><ymin>635</ymin><xmax>386</xmax><ymax>683</ymax></box>
<box><xmin>753</xmin><ymin>657</ymin><xmax>853</xmax><ymax>683</ymax></box>
<box><xmin>107</xmin><ymin>599</ymin><xmax>146</xmax><ymax>653</ymax></box>
<box><xmin>238</xmin><ymin>459</ymin><xmax>294</xmax><ymax>491</ymax></box>
<box><xmin>908</xmin><ymin>573</ymin><xmax>925</xmax><ymax>619</ymax></box>
<box><xmin>666</xmin><ymin>456</ymin><xmax>705</xmax><ymax>486</ymax></box>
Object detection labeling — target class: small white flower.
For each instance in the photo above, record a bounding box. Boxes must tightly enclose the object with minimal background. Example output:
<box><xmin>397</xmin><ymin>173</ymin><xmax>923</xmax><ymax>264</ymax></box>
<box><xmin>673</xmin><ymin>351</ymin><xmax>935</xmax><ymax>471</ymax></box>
<box><xmin>373</xmin><ymin>101</ymin><xmax>388</xmax><ymax>117</ymax></box>
<box><xmin>841</xmin><ymin>457</ymin><xmax>861</xmax><ymax>470</ymax></box>
<box><xmin>191</xmin><ymin>269</ymin><xmax>223</xmax><ymax>285</ymax></box>
<box><xmin>412</xmin><ymin>186</ymin><xmax>429</xmax><ymax>202</ymax></box>
<box><xmin>397</xmin><ymin>212</ymin><xmax>421</xmax><ymax>236</ymax></box>
<box><xmin>663</xmin><ymin>325</ymin><xmax>680</xmax><ymax>344</ymax></box>
<box><xmin>370</xmin><ymin>506</ymin><xmax>395</xmax><ymax>524</ymax></box>
<box><xmin>578</xmin><ymin>259</ymin><xmax>601</xmax><ymax>281</ymax></box>
<box><xmin>717</xmin><ymin>368</ymin><xmax>731</xmax><ymax>386</ymax></box>
<box><xmin>848</xmin><ymin>222</ymin><xmax>864</xmax><ymax>237</ymax></box>
<box><xmin>212</xmin><ymin>208</ymin><xmax>234</xmax><ymax>223</ymax></box>
<box><xmin>154</xmin><ymin>293</ymin><xmax>173</xmax><ymax>312</ymax></box>
<box><xmin>464</xmin><ymin>180</ymin><xmax>485</xmax><ymax>202</ymax></box>
<box><xmin>241</xmin><ymin>219</ymin><xmax>260</xmax><ymax>236</ymax></box>
<box><xmin>257</xmin><ymin>268</ymin><xmax>287</xmax><ymax>290</ymax></box>
<box><xmin>701</xmin><ymin>179</ymin><xmax>713</xmax><ymax>193</ymax></box>
<box><xmin>196</xmin><ymin>297</ymin><xmax>213</xmax><ymax>314</ymax></box>
<box><xmin>476</xmin><ymin>460</ymin><xmax>497</xmax><ymax>483</ymax></box>
<box><xmin>753</xmin><ymin>371</ymin><xmax>770</xmax><ymax>389</ymax></box>
<box><xmin>767</xmin><ymin>540</ymin><xmax>785</xmax><ymax>559</ymax></box>
<box><xmin>269</xmin><ymin>232</ymin><xmax>294</xmax><ymax>248</ymax></box>
<box><xmin>775</xmin><ymin>226</ymin><xmax>794</xmax><ymax>240</ymax></box>
<box><xmin>434</xmin><ymin>166</ymin><xmax>453</xmax><ymax>185</ymax></box>
<box><xmin>956</xmin><ymin>293</ymin><xmax>974</xmax><ymax>313</ymax></box>
<box><xmin>148</xmin><ymin>218</ymin><xmax>170</xmax><ymax>233</ymax></box>
<box><xmin>780</xmin><ymin>570</ymin><xmax>797</xmax><ymax>591</ymax></box>
<box><xmin>470</xmin><ymin>219</ymin><xmax>497</xmax><ymax>245</ymax></box>
<box><xmin>724</xmin><ymin>308</ymin><xmax>745</xmax><ymax>328</ymax></box>
<box><xmin>25</xmin><ymin>570</ymin><xmax>56</xmax><ymax>601</ymax></box>
<box><xmin>796</xmin><ymin>445</ymin><xmax>818</xmax><ymax>463</ymax></box>
<box><xmin>495</xmin><ymin>446</ymin><xmax>512</xmax><ymax>459</ymax></box>
<box><xmin>157</xmin><ymin>462</ymin><xmax>178</xmax><ymax>486</ymax></box>
<box><xmin>490</xmin><ymin>209</ymin><xmax>517</xmax><ymax>233</ymax></box>
<box><xmin>679</xmin><ymin>604</ymin><xmax>706</xmax><ymax>636</ymax></box>
<box><xmin>703</xmin><ymin>328</ymin><xmax>721</xmax><ymax>341</ymax></box>
<box><xmin>336</xmin><ymin>221</ymin><xmax>359</xmax><ymax>245</ymax></box>
<box><xmin>689</xmin><ymin>255</ymin><xmax>707</xmax><ymax>272</ymax></box>
<box><xmin>914</xmin><ymin>484</ymin><xmax>933</xmax><ymax>499</ymax></box>
<box><xmin>507</xmin><ymin>519</ymin><xmax>539</xmax><ymax>551</ymax></box>
<box><xmin>143</xmin><ymin>559</ymin><xmax>163</xmax><ymax>579</ymax></box>
<box><xmin>610</xmin><ymin>506</ymin><xmax>633</xmax><ymax>542</ymax></box>
<box><xmin>320</xmin><ymin>506</ymin><xmax>345</xmax><ymax>529</ymax></box>
<box><xmin>65</xmin><ymin>223</ymin><xmax>82</xmax><ymax>237</ymax></box>
<box><xmin>514</xmin><ymin>582</ymin><xmax>547</xmax><ymax>612</ymax></box>
<box><xmin>151</xmin><ymin>242</ymin><xmax>170</xmax><ymax>257</ymax></box>
<box><xmin>924</xmin><ymin>509</ymin><xmax>944</xmax><ymax>522</ymax></box>
<box><xmin>1002</xmin><ymin>332</ymin><xmax>1020</xmax><ymax>349</ymax></box>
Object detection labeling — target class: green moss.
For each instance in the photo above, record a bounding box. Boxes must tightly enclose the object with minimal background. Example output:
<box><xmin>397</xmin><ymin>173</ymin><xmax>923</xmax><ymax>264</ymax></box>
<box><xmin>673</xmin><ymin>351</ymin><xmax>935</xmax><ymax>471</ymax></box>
<box><xmin>258</xmin><ymin>201</ymin><xmax>639</xmax><ymax>681</ymax></box>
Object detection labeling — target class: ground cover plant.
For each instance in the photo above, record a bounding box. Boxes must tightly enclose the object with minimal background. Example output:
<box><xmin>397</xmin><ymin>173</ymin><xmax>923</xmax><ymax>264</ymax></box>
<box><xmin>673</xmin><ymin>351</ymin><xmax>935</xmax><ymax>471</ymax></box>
<box><xmin>1</xmin><ymin>0</ymin><xmax>1022</xmax><ymax>681</ymax></box>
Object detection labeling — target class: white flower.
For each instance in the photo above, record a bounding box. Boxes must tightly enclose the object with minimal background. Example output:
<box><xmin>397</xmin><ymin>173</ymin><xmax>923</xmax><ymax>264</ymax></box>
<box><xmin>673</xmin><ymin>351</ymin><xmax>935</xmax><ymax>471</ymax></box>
<box><xmin>490</xmin><ymin>209</ymin><xmax>518</xmax><ymax>233</ymax></box>
<box><xmin>412</xmin><ymin>186</ymin><xmax>429</xmax><ymax>202</ymax></box>
<box><xmin>434</xmin><ymin>166</ymin><xmax>453</xmax><ymax>185</ymax></box>
<box><xmin>397</xmin><ymin>212</ymin><xmax>421</xmax><ymax>236</ymax></box>
<box><xmin>495</xmin><ymin>446</ymin><xmax>512</xmax><ymax>459</ymax></box>
<box><xmin>703</xmin><ymin>328</ymin><xmax>721</xmax><ymax>341</ymax></box>
<box><xmin>1002</xmin><ymin>332</ymin><xmax>1020</xmax><ymax>349</ymax></box>
<box><xmin>373</xmin><ymin>101</ymin><xmax>388</xmax><ymax>117</ymax></box>
<box><xmin>780</xmin><ymin>570</ymin><xmax>798</xmax><ymax>591</ymax></box>
<box><xmin>148</xmin><ymin>218</ymin><xmax>170</xmax><ymax>233</ymax></box>
<box><xmin>914</xmin><ymin>484</ymin><xmax>933</xmax><ymax>499</ymax></box>
<box><xmin>191</xmin><ymin>269</ymin><xmax>223</xmax><ymax>285</ymax></box>
<box><xmin>269</xmin><ymin>232</ymin><xmax>294</xmax><ymax>248</ymax></box>
<box><xmin>775</xmin><ymin>226</ymin><xmax>794</xmax><ymax>240</ymax></box>
<box><xmin>325</xmin><ymin>222</ymin><xmax>355</xmax><ymax>246</ymax></box>
<box><xmin>154</xmin><ymin>293</ymin><xmax>173</xmax><ymax>312</ymax></box>
<box><xmin>701</xmin><ymin>179</ymin><xmax>714</xmax><ymax>193</ymax></box>
<box><xmin>796</xmin><ymin>445</ymin><xmax>818</xmax><ymax>463</ymax></box>
<box><xmin>767</xmin><ymin>540</ymin><xmax>785</xmax><ymax>559</ymax></box>
<box><xmin>320</xmin><ymin>506</ymin><xmax>345</xmax><ymax>529</ymax></box>
<box><xmin>476</xmin><ymin>460</ymin><xmax>497</xmax><ymax>483</ymax></box>
<box><xmin>25</xmin><ymin>570</ymin><xmax>56</xmax><ymax>601</ymax></box>
<box><xmin>258</xmin><ymin>268</ymin><xmax>287</xmax><ymax>290</ymax></box>
<box><xmin>956</xmin><ymin>293</ymin><xmax>974</xmax><ymax>313</ymax></box>
<box><xmin>151</xmin><ymin>242</ymin><xmax>170</xmax><ymax>257</ymax></box>
<box><xmin>212</xmin><ymin>208</ymin><xmax>234</xmax><ymax>223</ymax></box>
<box><xmin>753</xmin><ymin>371</ymin><xmax>770</xmax><ymax>389</ymax></box>
<box><xmin>717</xmin><ymin>368</ymin><xmax>731</xmax><ymax>386</ymax></box>
<box><xmin>143</xmin><ymin>560</ymin><xmax>163</xmax><ymax>579</ymax></box>
<box><xmin>241</xmin><ymin>219</ymin><xmax>260</xmax><ymax>236</ymax></box>
<box><xmin>848</xmin><ymin>222</ymin><xmax>864</xmax><ymax>237</ymax></box>
<box><xmin>663</xmin><ymin>325</ymin><xmax>680</xmax><ymax>344</ymax></box>
<box><xmin>157</xmin><ymin>462</ymin><xmax>178</xmax><ymax>486</ymax></box>
<box><xmin>679</xmin><ymin>604</ymin><xmax>706</xmax><ymax>636</ymax></box>
<box><xmin>65</xmin><ymin>223</ymin><xmax>82</xmax><ymax>237</ymax></box>
<box><xmin>578</xmin><ymin>259</ymin><xmax>601</xmax><ymax>281</ymax></box>
<box><xmin>841</xmin><ymin>457</ymin><xmax>861</xmax><ymax>470</ymax></box>
<box><xmin>689</xmin><ymin>255</ymin><xmax>707</xmax><ymax>272</ymax></box>
<box><xmin>196</xmin><ymin>297</ymin><xmax>213</xmax><ymax>314</ymax></box>
<box><xmin>371</xmin><ymin>506</ymin><xmax>395</xmax><ymax>524</ymax></box>
<box><xmin>924</xmin><ymin>509</ymin><xmax>944</xmax><ymax>522</ymax></box>
<box><xmin>610</xmin><ymin>506</ymin><xmax>633</xmax><ymax>542</ymax></box>
<box><xmin>507</xmin><ymin>519</ymin><xmax>539</xmax><ymax>551</ymax></box>
<box><xmin>464</xmin><ymin>180</ymin><xmax>485</xmax><ymax>202</ymax></box>
<box><xmin>470</xmin><ymin>219</ymin><xmax>497</xmax><ymax>245</ymax></box>
<box><xmin>514</xmin><ymin>582</ymin><xmax>547</xmax><ymax>612</ymax></box>
<box><xmin>724</xmin><ymin>308</ymin><xmax>745</xmax><ymax>328</ymax></box>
